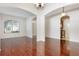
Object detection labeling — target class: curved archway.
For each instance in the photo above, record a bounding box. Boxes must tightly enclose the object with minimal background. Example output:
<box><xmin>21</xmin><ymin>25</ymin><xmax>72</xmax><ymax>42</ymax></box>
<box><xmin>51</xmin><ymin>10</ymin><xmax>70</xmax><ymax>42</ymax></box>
<box><xmin>0</xmin><ymin>3</ymin><xmax>37</xmax><ymax>15</ymax></box>
<box><xmin>0</xmin><ymin>5</ymin><xmax>36</xmax><ymax>56</ymax></box>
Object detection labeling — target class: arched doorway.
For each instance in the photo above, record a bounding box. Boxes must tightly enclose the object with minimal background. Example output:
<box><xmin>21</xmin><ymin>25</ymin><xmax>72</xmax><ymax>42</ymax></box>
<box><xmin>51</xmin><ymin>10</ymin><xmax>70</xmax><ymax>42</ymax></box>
<box><xmin>0</xmin><ymin>6</ymin><xmax>36</xmax><ymax>56</ymax></box>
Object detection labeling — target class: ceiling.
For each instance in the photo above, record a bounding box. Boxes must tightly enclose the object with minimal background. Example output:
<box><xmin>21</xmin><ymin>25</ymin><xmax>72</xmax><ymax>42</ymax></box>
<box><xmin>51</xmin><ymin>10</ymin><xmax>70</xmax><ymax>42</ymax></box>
<box><xmin>0</xmin><ymin>3</ymin><xmax>77</xmax><ymax>18</ymax></box>
<box><xmin>46</xmin><ymin>3</ymin><xmax>79</xmax><ymax>17</ymax></box>
<box><xmin>0</xmin><ymin>7</ymin><xmax>35</xmax><ymax>18</ymax></box>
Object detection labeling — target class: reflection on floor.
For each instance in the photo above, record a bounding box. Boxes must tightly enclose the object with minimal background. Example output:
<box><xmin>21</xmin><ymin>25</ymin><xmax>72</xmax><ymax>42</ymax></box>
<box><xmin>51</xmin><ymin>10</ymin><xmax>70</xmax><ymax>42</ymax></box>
<box><xmin>45</xmin><ymin>37</ymin><xmax>60</xmax><ymax>56</ymax></box>
<box><xmin>0</xmin><ymin>37</ymin><xmax>79</xmax><ymax>56</ymax></box>
<box><xmin>1</xmin><ymin>37</ymin><xmax>32</xmax><ymax>56</ymax></box>
<box><xmin>45</xmin><ymin>37</ymin><xmax>79</xmax><ymax>56</ymax></box>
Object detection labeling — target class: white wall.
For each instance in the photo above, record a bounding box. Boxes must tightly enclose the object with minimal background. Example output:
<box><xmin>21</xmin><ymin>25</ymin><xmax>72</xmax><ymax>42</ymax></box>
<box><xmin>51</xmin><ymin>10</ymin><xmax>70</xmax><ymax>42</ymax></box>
<box><xmin>68</xmin><ymin>9</ymin><xmax>79</xmax><ymax>42</ymax></box>
<box><xmin>45</xmin><ymin>15</ymin><xmax>60</xmax><ymax>39</ymax></box>
<box><xmin>46</xmin><ymin>9</ymin><xmax>79</xmax><ymax>42</ymax></box>
<box><xmin>0</xmin><ymin>14</ymin><xmax>27</xmax><ymax>39</ymax></box>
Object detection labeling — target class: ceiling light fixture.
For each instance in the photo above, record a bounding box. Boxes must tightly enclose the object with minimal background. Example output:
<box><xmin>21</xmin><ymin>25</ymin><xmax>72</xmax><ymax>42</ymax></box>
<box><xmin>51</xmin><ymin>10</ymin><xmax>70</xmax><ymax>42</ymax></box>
<box><xmin>61</xmin><ymin>7</ymin><xmax>67</xmax><ymax>17</ymax></box>
<box><xmin>61</xmin><ymin>7</ymin><xmax>70</xmax><ymax>20</ymax></box>
<box><xmin>34</xmin><ymin>3</ymin><xmax>45</xmax><ymax>8</ymax></box>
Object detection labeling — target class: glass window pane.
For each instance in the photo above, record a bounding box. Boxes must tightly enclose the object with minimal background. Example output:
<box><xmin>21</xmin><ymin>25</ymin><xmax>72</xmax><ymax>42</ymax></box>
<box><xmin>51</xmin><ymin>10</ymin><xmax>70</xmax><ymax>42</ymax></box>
<box><xmin>4</xmin><ymin>20</ymin><xmax>20</xmax><ymax>33</ymax></box>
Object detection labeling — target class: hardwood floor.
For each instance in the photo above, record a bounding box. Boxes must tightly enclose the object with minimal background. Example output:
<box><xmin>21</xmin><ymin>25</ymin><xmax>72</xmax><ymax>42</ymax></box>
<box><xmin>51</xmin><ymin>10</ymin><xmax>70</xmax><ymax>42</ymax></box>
<box><xmin>45</xmin><ymin>38</ymin><xmax>60</xmax><ymax>56</ymax></box>
<box><xmin>1</xmin><ymin>37</ymin><xmax>32</xmax><ymax>56</ymax></box>
<box><xmin>45</xmin><ymin>38</ymin><xmax>79</xmax><ymax>56</ymax></box>
<box><xmin>32</xmin><ymin>36</ymin><xmax>37</xmax><ymax>56</ymax></box>
<box><xmin>0</xmin><ymin>37</ymin><xmax>79</xmax><ymax>56</ymax></box>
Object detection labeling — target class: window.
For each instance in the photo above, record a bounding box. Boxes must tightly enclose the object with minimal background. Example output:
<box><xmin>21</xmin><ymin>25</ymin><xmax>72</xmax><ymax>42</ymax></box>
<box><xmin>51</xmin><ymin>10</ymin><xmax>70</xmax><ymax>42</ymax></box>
<box><xmin>4</xmin><ymin>20</ymin><xmax>20</xmax><ymax>33</ymax></box>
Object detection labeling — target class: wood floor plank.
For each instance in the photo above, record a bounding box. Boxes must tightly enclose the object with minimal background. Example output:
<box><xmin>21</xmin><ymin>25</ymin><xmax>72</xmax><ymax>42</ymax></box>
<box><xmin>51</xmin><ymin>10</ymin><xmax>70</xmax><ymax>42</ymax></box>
<box><xmin>45</xmin><ymin>38</ymin><xmax>79</xmax><ymax>56</ymax></box>
<box><xmin>0</xmin><ymin>37</ymin><xmax>79</xmax><ymax>56</ymax></box>
<box><xmin>1</xmin><ymin>37</ymin><xmax>32</xmax><ymax>56</ymax></box>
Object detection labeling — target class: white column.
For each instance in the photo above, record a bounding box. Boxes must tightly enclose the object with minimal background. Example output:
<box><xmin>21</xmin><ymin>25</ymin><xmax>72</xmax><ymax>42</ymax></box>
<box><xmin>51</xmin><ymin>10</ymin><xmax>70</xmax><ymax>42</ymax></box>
<box><xmin>36</xmin><ymin>14</ymin><xmax>45</xmax><ymax>56</ymax></box>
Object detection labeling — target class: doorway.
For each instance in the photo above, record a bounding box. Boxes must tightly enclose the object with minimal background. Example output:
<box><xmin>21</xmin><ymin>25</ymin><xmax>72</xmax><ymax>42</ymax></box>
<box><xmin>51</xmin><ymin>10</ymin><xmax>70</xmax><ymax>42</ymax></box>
<box><xmin>32</xmin><ymin>17</ymin><xmax>37</xmax><ymax>56</ymax></box>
